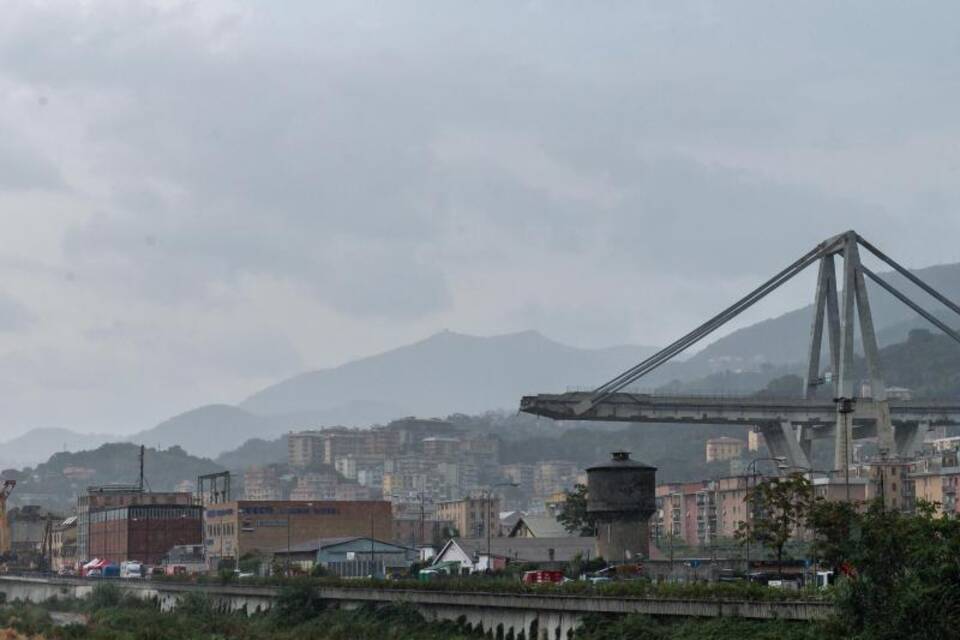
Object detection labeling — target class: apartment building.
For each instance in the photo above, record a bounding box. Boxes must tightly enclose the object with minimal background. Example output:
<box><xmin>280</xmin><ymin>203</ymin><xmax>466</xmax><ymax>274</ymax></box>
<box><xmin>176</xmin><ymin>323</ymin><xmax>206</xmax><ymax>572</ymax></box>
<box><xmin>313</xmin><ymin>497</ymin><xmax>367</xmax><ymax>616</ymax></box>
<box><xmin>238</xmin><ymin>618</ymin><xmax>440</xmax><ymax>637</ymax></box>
<box><xmin>912</xmin><ymin>467</ymin><xmax>960</xmax><ymax>514</ymax></box>
<box><xmin>288</xmin><ymin>431</ymin><xmax>326</xmax><ymax>468</ymax></box>
<box><xmin>422</xmin><ymin>437</ymin><xmax>461</xmax><ymax>460</ymax></box>
<box><xmin>243</xmin><ymin>466</ymin><xmax>286</xmax><ymax>501</ymax></box>
<box><xmin>705</xmin><ymin>437</ymin><xmax>745</xmax><ymax>463</ymax></box>
<box><xmin>501</xmin><ymin>464</ymin><xmax>535</xmax><ymax>493</ymax></box>
<box><xmin>533</xmin><ymin>461</ymin><xmax>578</xmax><ymax>497</ymax></box>
<box><xmin>289</xmin><ymin>472</ymin><xmax>338</xmax><ymax>501</ymax></box>
<box><xmin>435</xmin><ymin>496</ymin><xmax>501</xmax><ymax>539</ymax></box>
<box><xmin>653</xmin><ymin>482</ymin><xmax>711</xmax><ymax>547</ymax></box>
<box><xmin>334</xmin><ymin>455</ymin><xmax>384</xmax><ymax>481</ymax></box>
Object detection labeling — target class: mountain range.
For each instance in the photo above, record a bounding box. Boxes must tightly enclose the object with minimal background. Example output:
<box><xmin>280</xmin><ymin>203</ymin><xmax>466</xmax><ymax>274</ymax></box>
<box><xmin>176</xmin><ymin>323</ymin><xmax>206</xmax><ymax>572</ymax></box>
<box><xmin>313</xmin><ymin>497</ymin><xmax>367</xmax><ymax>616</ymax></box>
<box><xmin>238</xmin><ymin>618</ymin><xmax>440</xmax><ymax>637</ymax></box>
<box><xmin>7</xmin><ymin>259</ymin><xmax>960</xmax><ymax>462</ymax></box>
<box><xmin>0</xmin><ymin>427</ymin><xmax>112</xmax><ymax>470</ymax></box>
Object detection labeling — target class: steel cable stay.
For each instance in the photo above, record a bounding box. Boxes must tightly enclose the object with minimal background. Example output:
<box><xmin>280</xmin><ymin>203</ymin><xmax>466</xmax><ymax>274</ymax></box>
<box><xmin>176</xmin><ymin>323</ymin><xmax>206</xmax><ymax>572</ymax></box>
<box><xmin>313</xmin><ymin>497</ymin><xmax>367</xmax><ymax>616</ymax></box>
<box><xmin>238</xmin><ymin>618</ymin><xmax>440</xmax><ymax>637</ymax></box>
<box><xmin>860</xmin><ymin>266</ymin><xmax>960</xmax><ymax>347</ymax></box>
<box><xmin>583</xmin><ymin>242</ymin><xmax>832</xmax><ymax>413</ymax></box>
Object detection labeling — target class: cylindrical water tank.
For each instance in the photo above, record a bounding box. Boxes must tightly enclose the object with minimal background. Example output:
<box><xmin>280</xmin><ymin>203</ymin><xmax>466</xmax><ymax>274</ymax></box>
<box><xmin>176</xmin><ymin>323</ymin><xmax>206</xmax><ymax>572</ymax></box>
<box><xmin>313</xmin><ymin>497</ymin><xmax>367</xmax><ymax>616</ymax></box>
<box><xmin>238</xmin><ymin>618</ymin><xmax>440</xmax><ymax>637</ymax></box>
<box><xmin>587</xmin><ymin>451</ymin><xmax>657</xmax><ymax>563</ymax></box>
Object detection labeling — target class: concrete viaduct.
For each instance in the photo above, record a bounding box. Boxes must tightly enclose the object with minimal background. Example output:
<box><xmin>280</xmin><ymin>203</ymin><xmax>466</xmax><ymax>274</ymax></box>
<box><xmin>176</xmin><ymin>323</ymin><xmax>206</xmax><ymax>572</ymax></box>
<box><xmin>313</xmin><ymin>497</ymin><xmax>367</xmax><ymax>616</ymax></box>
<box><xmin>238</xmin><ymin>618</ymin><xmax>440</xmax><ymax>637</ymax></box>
<box><xmin>521</xmin><ymin>232</ymin><xmax>960</xmax><ymax>470</ymax></box>
<box><xmin>0</xmin><ymin>576</ymin><xmax>833</xmax><ymax>639</ymax></box>
<box><xmin>520</xmin><ymin>392</ymin><xmax>960</xmax><ymax>470</ymax></box>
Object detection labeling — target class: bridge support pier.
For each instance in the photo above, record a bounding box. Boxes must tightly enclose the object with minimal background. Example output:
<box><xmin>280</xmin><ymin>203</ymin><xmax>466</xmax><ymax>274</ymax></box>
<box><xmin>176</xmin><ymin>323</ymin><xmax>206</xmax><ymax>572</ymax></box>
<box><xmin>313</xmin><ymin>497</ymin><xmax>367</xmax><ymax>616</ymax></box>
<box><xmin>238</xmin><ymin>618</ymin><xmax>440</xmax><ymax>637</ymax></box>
<box><xmin>759</xmin><ymin>422</ymin><xmax>810</xmax><ymax>470</ymax></box>
<box><xmin>895</xmin><ymin>421</ymin><xmax>927</xmax><ymax>458</ymax></box>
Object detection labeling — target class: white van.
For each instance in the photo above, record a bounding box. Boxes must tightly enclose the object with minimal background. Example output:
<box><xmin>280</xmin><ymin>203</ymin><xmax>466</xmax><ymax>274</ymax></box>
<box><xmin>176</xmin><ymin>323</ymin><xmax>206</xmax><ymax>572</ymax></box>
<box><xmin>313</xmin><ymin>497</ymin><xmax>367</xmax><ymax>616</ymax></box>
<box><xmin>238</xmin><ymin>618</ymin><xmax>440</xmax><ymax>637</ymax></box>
<box><xmin>120</xmin><ymin>561</ymin><xmax>144</xmax><ymax>579</ymax></box>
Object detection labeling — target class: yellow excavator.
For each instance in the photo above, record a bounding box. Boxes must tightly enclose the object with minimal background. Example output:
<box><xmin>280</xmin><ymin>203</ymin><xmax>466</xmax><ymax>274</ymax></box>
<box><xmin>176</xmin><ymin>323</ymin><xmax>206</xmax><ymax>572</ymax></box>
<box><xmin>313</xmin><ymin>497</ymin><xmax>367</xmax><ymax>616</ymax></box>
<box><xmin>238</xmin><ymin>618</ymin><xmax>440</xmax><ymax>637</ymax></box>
<box><xmin>0</xmin><ymin>480</ymin><xmax>16</xmax><ymax>559</ymax></box>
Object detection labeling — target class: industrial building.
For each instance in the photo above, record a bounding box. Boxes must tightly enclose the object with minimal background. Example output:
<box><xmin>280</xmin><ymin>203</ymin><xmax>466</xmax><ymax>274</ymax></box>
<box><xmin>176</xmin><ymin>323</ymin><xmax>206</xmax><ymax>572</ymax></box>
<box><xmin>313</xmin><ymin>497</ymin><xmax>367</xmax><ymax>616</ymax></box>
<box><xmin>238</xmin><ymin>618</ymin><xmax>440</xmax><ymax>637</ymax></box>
<box><xmin>77</xmin><ymin>487</ymin><xmax>194</xmax><ymax>563</ymax></box>
<box><xmin>273</xmin><ymin>536</ymin><xmax>416</xmax><ymax>577</ymax></box>
<box><xmin>203</xmin><ymin>500</ymin><xmax>392</xmax><ymax>569</ymax></box>
<box><xmin>87</xmin><ymin>504</ymin><xmax>203</xmax><ymax>566</ymax></box>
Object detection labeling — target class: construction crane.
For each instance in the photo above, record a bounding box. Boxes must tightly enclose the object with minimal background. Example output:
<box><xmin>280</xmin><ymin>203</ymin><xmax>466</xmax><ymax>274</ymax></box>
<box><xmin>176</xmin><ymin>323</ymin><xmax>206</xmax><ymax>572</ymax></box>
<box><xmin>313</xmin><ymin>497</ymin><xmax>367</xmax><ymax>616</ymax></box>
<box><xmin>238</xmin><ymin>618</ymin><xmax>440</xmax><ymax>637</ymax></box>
<box><xmin>0</xmin><ymin>480</ymin><xmax>16</xmax><ymax>557</ymax></box>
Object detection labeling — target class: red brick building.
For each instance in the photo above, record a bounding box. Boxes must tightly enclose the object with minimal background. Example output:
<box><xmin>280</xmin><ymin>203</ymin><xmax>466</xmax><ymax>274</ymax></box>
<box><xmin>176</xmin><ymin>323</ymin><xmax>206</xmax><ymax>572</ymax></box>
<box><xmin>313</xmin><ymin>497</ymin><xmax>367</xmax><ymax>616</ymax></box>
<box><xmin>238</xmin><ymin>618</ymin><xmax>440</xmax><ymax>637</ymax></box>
<box><xmin>87</xmin><ymin>504</ymin><xmax>203</xmax><ymax>565</ymax></box>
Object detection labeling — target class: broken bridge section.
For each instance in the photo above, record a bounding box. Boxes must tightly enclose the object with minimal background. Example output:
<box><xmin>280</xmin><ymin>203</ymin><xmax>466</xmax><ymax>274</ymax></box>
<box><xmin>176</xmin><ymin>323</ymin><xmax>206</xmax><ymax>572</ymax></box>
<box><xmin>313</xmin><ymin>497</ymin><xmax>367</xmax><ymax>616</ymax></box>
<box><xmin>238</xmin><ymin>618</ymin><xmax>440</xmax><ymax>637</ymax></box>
<box><xmin>521</xmin><ymin>231</ymin><xmax>960</xmax><ymax>471</ymax></box>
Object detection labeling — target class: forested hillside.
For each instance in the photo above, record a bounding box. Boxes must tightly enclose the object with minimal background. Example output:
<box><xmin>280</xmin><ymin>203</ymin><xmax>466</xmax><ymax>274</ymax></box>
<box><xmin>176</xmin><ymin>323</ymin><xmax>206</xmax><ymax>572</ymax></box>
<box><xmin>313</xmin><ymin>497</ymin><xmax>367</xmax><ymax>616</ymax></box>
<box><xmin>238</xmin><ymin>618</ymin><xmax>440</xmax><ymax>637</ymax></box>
<box><xmin>3</xmin><ymin>443</ymin><xmax>223</xmax><ymax>513</ymax></box>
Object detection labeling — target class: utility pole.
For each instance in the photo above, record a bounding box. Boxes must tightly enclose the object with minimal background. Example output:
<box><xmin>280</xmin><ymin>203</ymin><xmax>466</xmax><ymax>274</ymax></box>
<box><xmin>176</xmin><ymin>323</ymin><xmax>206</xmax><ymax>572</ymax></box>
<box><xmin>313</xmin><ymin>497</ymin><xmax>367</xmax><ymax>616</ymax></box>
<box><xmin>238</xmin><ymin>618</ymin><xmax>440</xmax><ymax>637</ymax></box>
<box><xmin>370</xmin><ymin>511</ymin><xmax>375</xmax><ymax>578</ymax></box>
<box><xmin>138</xmin><ymin>445</ymin><xmax>145</xmax><ymax>492</ymax></box>
<box><xmin>837</xmin><ymin>398</ymin><xmax>855</xmax><ymax>503</ymax></box>
<box><xmin>481</xmin><ymin>482</ymin><xmax>517</xmax><ymax>573</ymax></box>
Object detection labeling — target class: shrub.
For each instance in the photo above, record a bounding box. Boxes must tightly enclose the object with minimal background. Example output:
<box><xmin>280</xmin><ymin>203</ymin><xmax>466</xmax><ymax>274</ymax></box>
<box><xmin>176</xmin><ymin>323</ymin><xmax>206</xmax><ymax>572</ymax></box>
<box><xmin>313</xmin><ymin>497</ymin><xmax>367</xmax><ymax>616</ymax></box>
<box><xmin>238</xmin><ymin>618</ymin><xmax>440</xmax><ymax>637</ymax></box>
<box><xmin>272</xmin><ymin>581</ymin><xmax>327</xmax><ymax>628</ymax></box>
<box><xmin>87</xmin><ymin>583</ymin><xmax>122</xmax><ymax>610</ymax></box>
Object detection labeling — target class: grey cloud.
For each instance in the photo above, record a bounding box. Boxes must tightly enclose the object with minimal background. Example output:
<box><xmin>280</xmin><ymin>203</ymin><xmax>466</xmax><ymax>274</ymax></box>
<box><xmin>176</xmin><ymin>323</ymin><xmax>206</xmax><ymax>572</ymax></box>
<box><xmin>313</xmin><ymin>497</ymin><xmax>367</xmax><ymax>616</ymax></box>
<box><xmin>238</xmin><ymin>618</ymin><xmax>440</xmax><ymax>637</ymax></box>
<box><xmin>1</xmin><ymin>2</ymin><xmax>960</xmax><ymax>435</ymax></box>
<box><xmin>0</xmin><ymin>134</ymin><xmax>63</xmax><ymax>191</ymax></box>
<box><xmin>0</xmin><ymin>293</ymin><xmax>34</xmax><ymax>332</ymax></box>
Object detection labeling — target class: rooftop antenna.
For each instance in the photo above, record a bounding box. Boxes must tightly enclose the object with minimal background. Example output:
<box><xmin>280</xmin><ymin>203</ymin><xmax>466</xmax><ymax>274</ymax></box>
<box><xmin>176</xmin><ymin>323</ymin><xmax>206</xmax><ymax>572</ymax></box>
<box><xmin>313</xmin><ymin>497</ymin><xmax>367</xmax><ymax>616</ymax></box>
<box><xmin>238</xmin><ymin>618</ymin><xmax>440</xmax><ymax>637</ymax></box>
<box><xmin>139</xmin><ymin>444</ymin><xmax>145</xmax><ymax>492</ymax></box>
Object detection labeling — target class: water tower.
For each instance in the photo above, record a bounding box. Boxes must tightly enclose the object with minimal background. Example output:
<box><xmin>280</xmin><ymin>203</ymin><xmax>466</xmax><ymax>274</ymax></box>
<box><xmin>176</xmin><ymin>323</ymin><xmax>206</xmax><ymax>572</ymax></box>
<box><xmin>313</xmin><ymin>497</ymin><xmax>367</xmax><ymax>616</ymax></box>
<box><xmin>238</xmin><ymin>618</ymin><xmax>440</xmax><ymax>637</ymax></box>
<box><xmin>587</xmin><ymin>451</ymin><xmax>656</xmax><ymax>563</ymax></box>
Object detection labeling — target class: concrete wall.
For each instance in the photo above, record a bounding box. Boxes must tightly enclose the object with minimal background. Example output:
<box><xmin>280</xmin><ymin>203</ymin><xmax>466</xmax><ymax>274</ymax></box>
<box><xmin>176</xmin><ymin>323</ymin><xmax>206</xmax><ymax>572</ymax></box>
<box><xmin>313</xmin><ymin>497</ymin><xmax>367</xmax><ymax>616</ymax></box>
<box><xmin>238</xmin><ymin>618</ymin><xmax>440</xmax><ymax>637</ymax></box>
<box><xmin>0</xmin><ymin>576</ymin><xmax>834</xmax><ymax>639</ymax></box>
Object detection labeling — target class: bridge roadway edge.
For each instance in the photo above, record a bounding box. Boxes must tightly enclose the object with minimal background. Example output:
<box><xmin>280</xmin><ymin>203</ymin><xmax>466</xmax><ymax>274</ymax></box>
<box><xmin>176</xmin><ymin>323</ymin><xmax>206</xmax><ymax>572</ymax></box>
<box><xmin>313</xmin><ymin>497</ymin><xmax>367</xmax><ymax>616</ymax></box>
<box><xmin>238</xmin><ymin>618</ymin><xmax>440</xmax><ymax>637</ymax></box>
<box><xmin>0</xmin><ymin>576</ymin><xmax>833</xmax><ymax>638</ymax></box>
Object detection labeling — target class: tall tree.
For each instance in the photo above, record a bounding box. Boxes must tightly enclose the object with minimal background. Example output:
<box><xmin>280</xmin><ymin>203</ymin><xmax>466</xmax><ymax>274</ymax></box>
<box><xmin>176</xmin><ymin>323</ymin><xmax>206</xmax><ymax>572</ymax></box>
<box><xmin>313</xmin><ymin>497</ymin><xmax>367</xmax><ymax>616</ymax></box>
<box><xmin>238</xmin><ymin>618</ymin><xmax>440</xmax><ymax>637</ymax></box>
<box><xmin>806</xmin><ymin>498</ymin><xmax>858</xmax><ymax>575</ymax></box>
<box><xmin>557</xmin><ymin>484</ymin><xmax>598</xmax><ymax>536</ymax></box>
<box><xmin>736</xmin><ymin>472</ymin><xmax>813</xmax><ymax>577</ymax></box>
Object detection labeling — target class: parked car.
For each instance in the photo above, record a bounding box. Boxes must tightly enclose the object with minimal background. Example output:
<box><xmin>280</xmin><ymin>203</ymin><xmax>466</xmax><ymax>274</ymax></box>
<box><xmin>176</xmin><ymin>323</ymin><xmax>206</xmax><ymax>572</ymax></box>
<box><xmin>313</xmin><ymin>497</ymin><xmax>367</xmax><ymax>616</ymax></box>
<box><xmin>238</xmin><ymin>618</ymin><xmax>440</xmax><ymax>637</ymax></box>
<box><xmin>120</xmin><ymin>561</ymin><xmax>144</xmax><ymax>579</ymax></box>
<box><xmin>522</xmin><ymin>570</ymin><xmax>565</xmax><ymax>584</ymax></box>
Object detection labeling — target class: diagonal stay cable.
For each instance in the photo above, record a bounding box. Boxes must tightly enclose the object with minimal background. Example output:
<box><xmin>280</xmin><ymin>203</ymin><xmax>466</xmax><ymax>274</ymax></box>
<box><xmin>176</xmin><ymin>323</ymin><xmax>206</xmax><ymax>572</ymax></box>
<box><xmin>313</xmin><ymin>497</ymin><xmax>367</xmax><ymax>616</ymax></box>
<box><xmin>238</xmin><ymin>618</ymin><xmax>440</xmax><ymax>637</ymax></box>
<box><xmin>593</xmin><ymin>242</ymin><xmax>830</xmax><ymax>397</ymax></box>
<box><xmin>857</xmin><ymin>235</ymin><xmax>960</xmax><ymax>319</ymax></box>
<box><xmin>586</xmin><ymin>243</ymin><xmax>829</xmax><ymax>410</ymax></box>
<box><xmin>861</xmin><ymin>265</ymin><xmax>960</xmax><ymax>347</ymax></box>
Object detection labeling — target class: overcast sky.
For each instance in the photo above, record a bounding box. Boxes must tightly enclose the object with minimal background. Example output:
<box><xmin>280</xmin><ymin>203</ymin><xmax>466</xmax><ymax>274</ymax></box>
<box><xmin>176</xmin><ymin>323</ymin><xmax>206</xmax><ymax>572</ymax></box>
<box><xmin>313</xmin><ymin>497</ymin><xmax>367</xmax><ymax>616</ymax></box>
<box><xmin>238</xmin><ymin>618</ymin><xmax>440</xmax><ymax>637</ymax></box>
<box><xmin>1</xmin><ymin>1</ymin><xmax>959</xmax><ymax>436</ymax></box>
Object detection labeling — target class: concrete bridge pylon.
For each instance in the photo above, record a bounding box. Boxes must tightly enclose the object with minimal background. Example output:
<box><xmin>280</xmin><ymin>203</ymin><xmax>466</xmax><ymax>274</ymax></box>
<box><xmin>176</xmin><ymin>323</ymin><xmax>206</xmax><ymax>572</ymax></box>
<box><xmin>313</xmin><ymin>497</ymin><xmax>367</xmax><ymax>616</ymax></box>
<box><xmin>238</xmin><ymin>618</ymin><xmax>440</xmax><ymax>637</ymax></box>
<box><xmin>521</xmin><ymin>230</ymin><xmax>960</xmax><ymax>472</ymax></box>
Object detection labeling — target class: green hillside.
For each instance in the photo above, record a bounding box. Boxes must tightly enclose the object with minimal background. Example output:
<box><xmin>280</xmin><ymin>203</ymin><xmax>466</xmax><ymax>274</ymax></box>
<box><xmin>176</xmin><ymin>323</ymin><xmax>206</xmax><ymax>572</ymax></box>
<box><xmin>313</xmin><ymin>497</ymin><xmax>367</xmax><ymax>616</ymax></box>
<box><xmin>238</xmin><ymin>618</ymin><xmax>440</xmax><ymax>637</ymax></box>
<box><xmin>4</xmin><ymin>442</ymin><xmax>222</xmax><ymax>513</ymax></box>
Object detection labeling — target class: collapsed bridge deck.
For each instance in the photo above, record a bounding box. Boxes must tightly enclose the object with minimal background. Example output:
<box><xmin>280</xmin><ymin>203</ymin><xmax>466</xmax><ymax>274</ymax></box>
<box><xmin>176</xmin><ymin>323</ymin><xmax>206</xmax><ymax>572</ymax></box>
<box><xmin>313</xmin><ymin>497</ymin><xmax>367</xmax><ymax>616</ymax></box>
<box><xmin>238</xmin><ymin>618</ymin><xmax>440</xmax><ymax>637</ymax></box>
<box><xmin>520</xmin><ymin>392</ymin><xmax>960</xmax><ymax>427</ymax></box>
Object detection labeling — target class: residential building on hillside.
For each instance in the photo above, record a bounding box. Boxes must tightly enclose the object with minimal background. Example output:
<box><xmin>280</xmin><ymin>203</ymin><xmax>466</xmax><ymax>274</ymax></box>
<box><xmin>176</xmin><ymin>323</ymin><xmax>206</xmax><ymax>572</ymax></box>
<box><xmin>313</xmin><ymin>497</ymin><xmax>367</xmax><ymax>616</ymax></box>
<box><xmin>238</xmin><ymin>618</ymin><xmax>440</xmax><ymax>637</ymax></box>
<box><xmin>333</xmin><ymin>483</ymin><xmax>373</xmax><ymax>501</ymax></box>
<box><xmin>533</xmin><ymin>461</ymin><xmax>578</xmax><ymax>497</ymax></box>
<box><xmin>501</xmin><ymin>464</ymin><xmax>535</xmax><ymax>493</ymax></box>
<box><xmin>421</xmin><ymin>437</ymin><xmax>461</xmax><ymax>459</ymax></box>
<box><xmin>705</xmin><ymin>437</ymin><xmax>745</xmax><ymax>463</ymax></box>
<box><xmin>289</xmin><ymin>472</ymin><xmax>339</xmax><ymax>501</ymax></box>
<box><xmin>357</xmin><ymin>466</ymin><xmax>384</xmax><ymax>491</ymax></box>
<box><xmin>436</xmin><ymin>496</ymin><xmax>500</xmax><ymax>539</ymax></box>
<box><xmin>460</xmin><ymin>434</ymin><xmax>500</xmax><ymax>466</ymax></box>
<box><xmin>288</xmin><ymin>431</ymin><xmax>325</xmax><ymax>468</ymax></box>
<box><xmin>244</xmin><ymin>466</ymin><xmax>285</xmax><ymax>501</ymax></box>
<box><xmin>334</xmin><ymin>455</ymin><xmax>384</xmax><ymax>481</ymax></box>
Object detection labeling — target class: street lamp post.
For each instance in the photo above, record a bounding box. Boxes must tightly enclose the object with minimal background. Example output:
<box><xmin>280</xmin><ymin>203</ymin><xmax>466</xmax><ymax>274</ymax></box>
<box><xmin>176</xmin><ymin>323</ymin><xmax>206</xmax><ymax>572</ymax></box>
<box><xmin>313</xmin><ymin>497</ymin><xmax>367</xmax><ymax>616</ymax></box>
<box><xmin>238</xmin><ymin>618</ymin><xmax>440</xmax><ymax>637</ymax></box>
<box><xmin>836</xmin><ymin>397</ymin><xmax>856</xmax><ymax>503</ymax></box>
